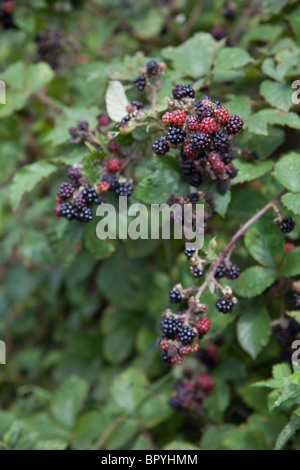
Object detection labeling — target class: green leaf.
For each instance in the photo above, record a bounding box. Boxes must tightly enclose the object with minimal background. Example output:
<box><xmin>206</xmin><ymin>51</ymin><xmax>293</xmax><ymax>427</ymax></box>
<box><xmin>274</xmin><ymin>152</ymin><xmax>300</xmax><ymax>193</ymax></box>
<box><xmin>232</xmin><ymin>160</ymin><xmax>273</xmax><ymax>185</ymax></box>
<box><xmin>281</xmin><ymin>192</ymin><xmax>300</xmax><ymax>215</ymax></box>
<box><xmin>200</xmin><ymin>425</ymin><xmax>236</xmax><ymax>450</ymax></box>
<box><xmin>237</xmin><ymin>307</ymin><xmax>271</xmax><ymax>359</ymax></box>
<box><xmin>83</xmin><ymin>217</ymin><xmax>116</xmax><ymax>261</ymax></box>
<box><xmin>274</xmin><ymin>414</ymin><xmax>300</xmax><ymax>450</ymax></box>
<box><xmin>226</xmin><ymin>95</ymin><xmax>252</xmax><ymax>119</ymax></box>
<box><xmin>102</xmin><ymin>327</ymin><xmax>134</xmax><ymax>365</ymax></box>
<box><xmin>234</xmin><ymin>266</ymin><xmax>277</xmax><ymax>298</ymax></box>
<box><xmin>27</xmin><ymin>63</ymin><xmax>55</xmax><ymax>93</ymax></box>
<box><xmin>138</xmin><ymin>392</ymin><xmax>173</xmax><ymax>429</ymax></box>
<box><xmin>280</xmin><ymin>247</ymin><xmax>300</xmax><ymax>277</ymax></box>
<box><xmin>213</xmin><ymin>47</ymin><xmax>253</xmax><ymax>81</ymax></box>
<box><xmin>73</xmin><ymin>411</ymin><xmax>110</xmax><ymax>450</ymax></box>
<box><xmin>262</xmin><ymin>0</ymin><xmax>289</xmax><ymax>17</ymax></box>
<box><xmin>50</xmin><ymin>376</ymin><xmax>89</xmax><ymax>430</ymax></box>
<box><xmin>272</xmin><ymin>384</ymin><xmax>299</xmax><ymax>409</ymax></box>
<box><xmin>204</xmin><ymin>378</ymin><xmax>230</xmax><ymax>422</ymax></box>
<box><xmin>106</xmin><ymin>80</ymin><xmax>129</xmax><ymax>122</ymax></box>
<box><xmin>244</xmin><ymin>215</ymin><xmax>284</xmax><ymax>267</ymax></box>
<box><xmin>162</xmin><ymin>33</ymin><xmax>223</xmax><ymax>78</ymax></box>
<box><xmin>10</xmin><ymin>161</ymin><xmax>56</xmax><ymax>209</ymax></box>
<box><xmin>163</xmin><ymin>441</ymin><xmax>199</xmax><ymax>450</ymax></box>
<box><xmin>110</xmin><ymin>368</ymin><xmax>149</xmax><ymax>413</ymax></box>
<box><xmin>260</xmin><ymin>80</ymin><xmax>292</xmax><ymax>112</ymax></box>
<box><xmin>247</xmin><ymin>110</ymin><xmax>300</xmax><ymax>135</ymax></box>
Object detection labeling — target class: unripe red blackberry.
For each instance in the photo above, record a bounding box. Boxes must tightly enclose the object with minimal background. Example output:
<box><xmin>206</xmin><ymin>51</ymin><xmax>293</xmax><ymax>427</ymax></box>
<box><xmin>226</xmin><ymin>264</ymin><xmax>240</xmax><ymax>280</ymax></box>
<box><xmin>57</xmin><ymin>182</ymin><xmax>75</xmax><ymax>200</ymax></box>
<box><xmin>107</xmin><ymin>158</ymin><xmax>122</xmax><ymax>172</ymax></box>
<box><xmin>171</xmin><ymin>354</ymin><xmax>183</xmax><ymax>365</ymax></box>
<box><xmin>152</xmin><ymin>137</ymin><xmax>170</xmax><ymax>155</ymax></box>
<box><xmin>2</xmin><ymin>2</ymin><xmax>16</xmax><ymax>14</ymax></box>
<box><xmin>215</xmin><ymin>107</ymin><xmax>230</xmax><ymax>124</ymax></box>
<box><xmin>162</xmin><ymin>112</ymin><xmax>173</xmax><ymax>125</ymax></box>
<box><xmin>227</xmin><ymin>115</ymin><xmax>243</xmax><ymax>134</ymax></box>
<box><xmin>179</xmin><ymin>345</ymin><xmax>192</xmax><ymax>356</ymax></box>
<box><xmin>195</xmin><ymin>317</ymin><xmax>210</xmax><ymax>335</ymax></box>
<box><xmin>186</xmin><ymin>115</ymin><xmax>201</xmax><ymax>131</ymax></box>
<box><xmin>159</xmin><ymin>338</ymin><xmax>170</xmax><ymax>350</ymax></box>
<box><xmin>97</xmin><ymin>181</ymin><xmax>110</xmax><ymax>192</ymax></box>
<box><xmin>206</xmin><ymin>344</ymin><xmax>218</xmax><ymax>359</ymax></box>
<box><xmin>197</xmin><ymin>373</ymin><xmax>213</xmax><ymax>393</ymax></box>
<box><xmin>108</xmin><ymin>140</ymin><xmax>121</xmax><ymax>153</ymax></box>
<box><xmin>97</xmin><ymin>114</ymin><xmax>110</xmax><ymax>126</ymax></box>
<box><xmin>199</xmin><ymin>117</ymin><xmax>218</xmax><ymax>134</ymax></box>
<box><xmin>55</xmin><ymin>204</ymin><xmax>62</xmax><ymax>216</ymax></box>
<box><xmin>207</xmin><ymin>152</ymin><xmax>226</xmax><ymax>175</ymax></box>
<box><xmin>171</xmin><ymin>110</ymin><xmax>187</xmax><ymax>126</ymax></box>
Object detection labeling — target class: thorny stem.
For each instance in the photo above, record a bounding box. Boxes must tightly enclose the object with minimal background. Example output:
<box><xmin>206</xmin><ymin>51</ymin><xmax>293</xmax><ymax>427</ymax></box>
<box><xmin>195</xmin><ymin>188</ymin><xmax>287</xmax><ymax>301</ymax></box>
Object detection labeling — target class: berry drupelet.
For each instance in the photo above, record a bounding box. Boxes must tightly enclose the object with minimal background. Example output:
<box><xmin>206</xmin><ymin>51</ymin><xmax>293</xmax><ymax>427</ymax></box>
<box><xmin>169</xmin><ymin>289</ymin><xmax>182</xmax><ymax>303</ymax></box>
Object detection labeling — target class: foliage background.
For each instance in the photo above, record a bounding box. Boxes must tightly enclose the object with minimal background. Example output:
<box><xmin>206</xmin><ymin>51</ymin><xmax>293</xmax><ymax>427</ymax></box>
<box><xmin>1</xmin><ymin>0</ymin><xmax>300</xmax><ymax>450</ymax></box>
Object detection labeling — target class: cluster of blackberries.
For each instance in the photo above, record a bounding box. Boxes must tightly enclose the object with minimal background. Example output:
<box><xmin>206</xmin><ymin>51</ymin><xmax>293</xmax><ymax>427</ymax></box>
<box><xmin>35</xmin><ymin>28</ymin><xmax>79</xmax><ymax>70</ymax></box>
<box><xmin>152</xmin><ymin>88</ymin><xmax>242</xmax><ymax>194</ymax></box>
<box><xmin>169</xmin><ymin>374</ymin><xmax>213</xmax><ymax>413</ymax></box>
<box><xmin>279</xmin><ymin>216</ymin><xmax>295</xmax><ymax>234</ymax></box>
<box><xmin>0</xmin><ymin>1</ymin><xmax>15</xmax><ymax>29</ymax></box>
<box><xmin>55</xmin><ymin>167</ymin><xmax>101</xmax><ymax>223</ymax></box>
<box><xmin>215</xmin><ymin>263</ymin><xmax>240</xmax><ymax>280</ymax></box>
<box><xmin>183</xmin><ymin>247</ymin><xmax>205</xmax><ymax>279</ymax></box>
<box><xmin>133</xmin><ymin>59</ymin><xmax>162</xmax><ymax>92</ymax></box>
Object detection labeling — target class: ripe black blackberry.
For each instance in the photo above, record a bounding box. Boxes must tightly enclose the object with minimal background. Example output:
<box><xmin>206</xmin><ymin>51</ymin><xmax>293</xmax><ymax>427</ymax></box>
<box><xmin>226</xmin><ymin>264</ymin><xmax>240</xmax><ymax>280</ymax></box>
<box><xmin>169</xmin><ymin>396</ymin><xmax>184</xmax><ymax>410</ymax></box>
<box><xmin>184</xmin><ymin>248</ymin><xmax>196</xmax><ymax>259</ymax></box>
<box><xmin>190</xmin><ymin>132</ymin><xmax>212</xmax><ymax>151</ymax></box>
<box><xmin>178</xmin><ymin>326</ymin><xmax>195</xmax><ymax>345</ymax></box>
<box><xmin>294</xmin><ymin>292</ymin><xmax>300</xmax><ymax>310</ymax></box>
<box><xmin>275</xmin><ymin>330</ymin><xmax>294</xmax><ymax>348</ymax></box>
<box><xmin>165</xmin><ymin>126</ymin><xmax>186</xmax><ymax>146</ymax></box>
<box><xmin>221</xmin><ymin>151</ymin><xmax>234</xmax><ymax>164</ymax></box>
<box><xmin>161</xmin><ymin>350</ymin><xmax>172</xmax><ymax>363</ymax></box>
<box><xmin>192</xmin><ymin>267</ymin><xmax>203</xmax><ymax>278</ymax></box>
<box><xmin>115</xmin><ymin>181</ymin><xmax>133</xmax><ymax>197</ymax></box>
<box><xmin>195</xmin><ymin>348</ymin><xmax>215</xmax><ymax>369</ymax></box>
<box><xmin>76</xmin><ymin>206</ymin><xmax>93</xmax><ymax>223</ymax></box>
<box><xmin>217</xmin><ymin>180</ymin><xmax>229</xmax><ymax>195</ymax></box>
<box><xmin>57</xmin><ymin>182</ymin><xmax>75</xmax><ymax>200</ymax></box>
<box><xmin>216</xmin><ymin>297</ymin><xmax>234</xmax><ymax>313</ymax></box>
<box><xmin>181</xmin><ymin>159</ymin><xmax>195</xmax><ymax>175</ymax></box>
<box><xmin>67</xmin><ymin>166</ymin><xmax>81</xmax><ymax>180</ymax></box>
<box><xmin>213</xmin><ymin>129</ymin><xmax>231</xmax><ymax>152</ymax></box>
<box><xmin>188</xmin><ymin>193</ymin><xmax>200</xmax><ymax>204</ymax></box>
<box><xmin>77</xmin><ymin>121</ymin><xmax>89</xmax><ymax>131</ymax></box>
<box><xmin>215</xmin><ymin>264</ymin><xmax>227</xmax><ymax>279</ymax></box>
<box><xmin>134</xmin><ymin>75</ymin><xmax>146</xmax><ymax>91</ymax></box>
<box><xmin>226</xmin><ymin>165</ymin><xmax>238</xmax><ymax>179</ymax></box>
<box><xmin>81</xmin><ymin>185</ymin><xmax>99</xmax><ymax>205</ymax></box>
<box><xmin>146</xmin><ymin>59</ymin><xmax>159</xmax><ymax>76</ymax></box>
<box><xmin>227</xmin><ymin>115</ymin><xmax>243</xmax><ymax>134</ymax></box>
<box><xmin>196</xmin><ymin>105</ymin><xmax>215</xmax><ymax>120</ymax></box>
<box><xmin>186</xmin><ymin>171</ymin><xmax>202</xmax><ymax>188</ymax></box>
<box><xmin>279</xmin><ymin>216</ymin><xmax>295</xmax><ymax>233</ymax></box>
<box><xmin>288</xmin><ymin>317</ymin><xmax>300</xmax><ymax>335</ymax></box>
<box><xmin>152</xmin><ymin>138</ymin><xmax>169</xmax><ymax>155</ymax></box>
<box><xmin>131</xmin><ymin>100</ymin><xmax>143</xmax><ymax>110</ymax></box>
<box><xmin>183</xmin><ymin>84</ymin><xmax>195</xmax><ymax>98</ymax></box>
<box><xmin>102</xmin><ymin>173</ymin><xmax>119</xmax><ymax>190</ymax></box>
<box><xmin>73</xmin><ymin>195</ymin><xmax>86</xmax><ymax>210</ymax></box>
<box><xmin>160</xmin><ymin>316</ymin><xmax>182</xmax><ymax>339</ymax></box>
<box><xmin>172</xmin><ymin>83</ymin><xmax>195</xmax><ymax>99</ymax></box>
<box><xmin>60</xmin><ymin>202</ymin><xmax>78</xmax><ymax>221</ymax></box>
<box><xmin>169</xmin><ymin>289</ymin><xmax>182</xmax><ymax>303</ymax></box>
<box><xmin>121</xmin><ymin>115</ymin><xmax>130</xmax><ymax>124</ymax></box>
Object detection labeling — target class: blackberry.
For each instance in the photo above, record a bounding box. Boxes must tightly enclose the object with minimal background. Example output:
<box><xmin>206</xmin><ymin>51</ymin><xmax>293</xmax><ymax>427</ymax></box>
<box><xmin>102</xmin><ymin>173</ymin><xmax>119</xmax><ymax>190</ymax></box>
<box><xmin>60</xmin><ymin>202</ymin><xmax>78</xmax><ymax>221</ymax></box>
<box><xmin>215</xmin><ymin>264</ymin><xmax>227</xmax><ymax>279</ymax></box>
<box><xmin>279</xmin><ymin>216</ymin><xmax>295</xmax><ymax>233</ymax></box>
<box><xmin>76</xmin><ymin>206</ymin><xmax>93</xmax><ymax>223</ymax></box>
<box><xmin>216</xmin><ymin>297</ymin><xmax>234</xmax><ymax>313</ymax></box>
<box><xmin>187</xmin><ymin>172</ymin><xmax>202</xmax><ymax>187</ymax></box>
<box><xmin>226</xmin><ymin>264</ymin><xmax>240</xmax><ymax>280</ymax></box>
<box><xmin>221</xmin><ymin>151</ymin><xmax>234</xmax><ymax>164</ymax></box>
<box><xmin>190</xmin><ymin>132</ymin><xmax>212</xmax><ymax>151</ymax></box>
<box><xmin>226</xmin><ymin>164</ymin><xmax>238</xmax><ymax>179</ymax></box>
<box><xmin>227</xmin><ymin>115</ymin><xmax>243</xmax><ymax>134</ymax></box>
<box><xmin>57</xmin><ymin>182</ymin><xmax>74</xmax><ymax>200</ymax></box>
<box><xmin>121</xmin><ymin>115</ymin><xmax>130</xmax><ymax>124</ymax></box>
<box><xmin>288</xmin><ymin>317</ymin><xmax>300</xmax><ymax>335</ymax></box>
<box><xmin>183</xmin><ymin>84</ymin><xmax>195</xmax><ymax>98</ymax></box>
<box><xmin>152</xmin><ymin>137</ymin><xmax>170</xmax><ymax>155</ymax></box>
<box><xmin>114</xmin><ymin>182</ymin><xmax>133</xmax><ymax>197</ymax></box>
<box><xmin>165</xmin><ymin>126</ymin><xmax>186</xmax><ymax>146</ymax></box>
<box><xmin>73</xmin><ymin>195</ymin><xmax>86</xmax><ymax>210</ymax></box>
<box><xmin>213</xmin><ymin>129</ymin><xmax>231</xmax><ymax>152</ymax></box>
<box><xmin>195</xmin><ymin>348</ymin><xmax>215</xmax><ymax>370</ymax></box>
<box><xmin>160</xmin><ymin>316</ymin><xmax>182</xmax><ymax>339</ymax></box>
<box><xmin>294</xmin><ymin>292</ymin><xmax>300</xmax><ymax>310</ymax></box>
<box><xmin>178</xmin><ymin>326</ymin><xmax>195</xmax><ymax>345</ymax></box>
<box><xmin>184</xmin><ymin>248</ymin><xmax>196</xmax><ymax>260</ymax></box>
<box><xmin>81</xmin><ymin>185</ymin><xmax>99</xmax><ymax>205</ymax></box>
<box><xmin>192</xmin><ymin>267</ymin><xmax>203</xmax><ymax>278</ymax></box>
<box><xmin>217</xmin><ymin>180</ymin><xmax>229</xmax><ymax>195</ymax></box>
<box><xmin>134</xmin><ymin>75</ymin><xmax>146</xmax><ymax>91</ymax></box>
<box><xmin>188</xmin><ymin>193</ymin><xmax>200</xmax><ymax>204</ymax></box>
<box><xmin>169</xmin><ymin>289</ymin><xmax>182</xmax><ymax>303</ymax></box>
<box><xmin>131</xmin><ymin>100</ymin><xmax>143</xmax><ymax>110</ymax></box>
<box><xmin>172</xmin><ymin>83</ymin><xmax>195</xmax><ymax>100</ymax></box>
<box><xmin>146</xmin><ymin>59</ymin><xmax>159</xmax><ymax>76</ymax></box>
<box><xmin>161</xmin><ymin>350</ymin><xmax>172</xmax><ymax>363</ymax></box>
<box><xmin>169</xmin><ymin>396</ymin><xmax>184</xmax><ymax>410</ymax></box>
<box><xmin>181</xmin><ymin>159</ymin><xmax>195</xmax><ymax>175</ymax></box>
<box><xmin>67</xmin><ymin>166</ymin><xmax>81</xmax><ymax>180</ymax></box>
<box><xmin>77</xmin><ymin>121</ymin><xmax>89</xmax><ymax>131</ymax></box>
<box><xmin>196</xmin><ymin>105</ymin><xmax>215</xmax><ymax>120</ymax></box>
